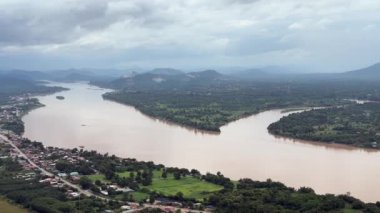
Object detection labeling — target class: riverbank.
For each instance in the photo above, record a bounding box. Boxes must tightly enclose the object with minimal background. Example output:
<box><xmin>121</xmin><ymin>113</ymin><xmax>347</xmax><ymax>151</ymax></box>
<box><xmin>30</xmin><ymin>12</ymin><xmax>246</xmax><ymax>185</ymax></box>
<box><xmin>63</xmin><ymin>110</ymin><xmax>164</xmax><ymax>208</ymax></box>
<box><xmin>3</xmin><ymin>129</ymin><xmax>380</xmax><ymax>212</ymax></box>
<box><xmin>268</xmin><ymin>103</ymin><xmax>380</xmax><ymax>149</ymax></box>
<box><xmin>103</xmin><ymin>91</ymin><xmax>338</xmax><ymax>133</ymax></box>
<box><xmin>21</xmin><ymin>82</ymin><xmax>380</xmax><ymax>202</ymax></box>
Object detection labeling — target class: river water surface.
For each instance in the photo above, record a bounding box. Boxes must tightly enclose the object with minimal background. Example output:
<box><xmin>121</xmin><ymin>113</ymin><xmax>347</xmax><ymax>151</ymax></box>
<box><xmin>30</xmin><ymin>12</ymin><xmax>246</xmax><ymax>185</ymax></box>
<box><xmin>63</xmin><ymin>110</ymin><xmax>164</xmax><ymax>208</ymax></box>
<box><xmin>23</xmin><ymin>82</ymin><xmax>380</xmax><ymax>202</ymax></box>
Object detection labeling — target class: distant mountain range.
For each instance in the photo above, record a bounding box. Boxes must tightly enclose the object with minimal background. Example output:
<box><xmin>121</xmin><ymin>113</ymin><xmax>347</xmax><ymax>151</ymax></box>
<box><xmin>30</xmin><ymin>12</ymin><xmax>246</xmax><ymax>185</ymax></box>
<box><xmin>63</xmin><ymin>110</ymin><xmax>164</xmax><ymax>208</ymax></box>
<box><xmin>1</xmin><ymin>62</ymin><xmax>379</xmax><ymax>89</ymax></box>
<box><xmin>0</xmin><ymin>69</ymin><xmax>120</xmax><ymax>82</ymax></box>
<box><xmin>97</xmin><ymin>68</ymin><xmax>227</xmax><ymax>90</ymax></box>
<box><xmin>148</xmin><ymin>68</ymin><xmax>184</xmax><ymax>76</ymax></box>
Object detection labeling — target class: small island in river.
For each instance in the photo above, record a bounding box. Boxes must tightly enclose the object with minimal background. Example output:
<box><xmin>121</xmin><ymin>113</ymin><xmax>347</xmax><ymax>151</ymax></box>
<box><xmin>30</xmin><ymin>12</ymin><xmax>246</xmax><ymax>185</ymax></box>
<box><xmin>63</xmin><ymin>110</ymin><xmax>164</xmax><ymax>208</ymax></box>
<box><xmin>56</xmin><ymin>96</ymin><xmax>65</xmax><ymax>100</ymax></box>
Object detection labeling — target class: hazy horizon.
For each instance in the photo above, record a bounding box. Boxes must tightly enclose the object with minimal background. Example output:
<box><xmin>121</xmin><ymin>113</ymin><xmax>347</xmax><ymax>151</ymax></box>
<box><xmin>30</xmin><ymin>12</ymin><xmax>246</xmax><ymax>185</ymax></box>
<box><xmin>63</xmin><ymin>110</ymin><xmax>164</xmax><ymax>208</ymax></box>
<box><xmin>0</xmin><ymin>0</ymin><xmax>379</xmax><ymax>72</ymax></box>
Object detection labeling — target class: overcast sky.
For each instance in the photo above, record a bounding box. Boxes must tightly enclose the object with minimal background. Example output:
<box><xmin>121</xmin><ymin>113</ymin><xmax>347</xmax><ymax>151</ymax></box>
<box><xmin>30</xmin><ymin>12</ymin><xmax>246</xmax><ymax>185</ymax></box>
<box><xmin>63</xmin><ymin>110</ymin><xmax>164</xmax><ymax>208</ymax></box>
<box><xmin>0</xmin><ymin>0</ymin><xmax>379</xmax><ymax>72</ymax></box>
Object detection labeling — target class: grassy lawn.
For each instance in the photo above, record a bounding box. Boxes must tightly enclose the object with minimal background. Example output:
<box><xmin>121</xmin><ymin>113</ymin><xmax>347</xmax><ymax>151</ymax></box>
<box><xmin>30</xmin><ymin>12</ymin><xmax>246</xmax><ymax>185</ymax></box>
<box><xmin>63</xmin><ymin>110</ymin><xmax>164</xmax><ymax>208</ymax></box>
<box><xmin>144</xmin><ymin>174</ymin><xmax>223</xmax><ymax>200</ymax></box>
<box><xmin>131</xmin><ymin>191</ymin><xmax>149</xmax><ymax>202</ymax></box>
<box><xmin>86</xmin><ymin>174</ymin><xmax>110</xmax><ymax>183</ymax></box>
<box><xmin>114</xmin><ymin>191</ymin><xmax>149</xmax><ymax>202</ymax></box>
<box><xmin>87</xmin><ymin>171</ymin><xmax>135</xmax><ymax>182</ymax></box>
<box><xmin>0</xmin><ymin>199</ymin><xmax>27</xmax><ymax>213</ymax></box>
<box><xmin>89</xmin><ymin>170</ymin><xmax>223</xmax><ymax>201</ymax></box>
<box><xmin>117</xmin><ymin>171</ymin><xmax>132</xmax><ymax>178</ymax></box>
<box><xmin>342</xmin><ymin>209</ymin><xmax>361</xmax><ymax>213</ymax></box>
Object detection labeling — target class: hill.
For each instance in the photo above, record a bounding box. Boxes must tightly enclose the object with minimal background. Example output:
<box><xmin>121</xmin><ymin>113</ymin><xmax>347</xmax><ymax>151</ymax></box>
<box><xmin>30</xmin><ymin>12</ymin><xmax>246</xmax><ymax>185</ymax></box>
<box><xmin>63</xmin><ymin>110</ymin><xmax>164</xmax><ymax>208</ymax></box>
<box><xmin>0</xmin><ymin>70</ymin><xmax>51</xmax><ymax>81</ymax></box>
<box><xmin>343</xmin><ymin>62</ymin><xmax>380</xmax><ymax>79</ymax></box>
<box><xmin>0</xmin><ymin>69</ymin><xmax>127</xmax><ymax>83</ymax></box>
<box><xmin>100</xmin><ymin>69</ymin><xmax>227</xmax><ymax>90</ymax></box>
<box><xmin>148</xmin><ymin>68</ymin><xmax>184</xmax><ymax>76</ymax></box>
<box><xmin>0</xmin><ymin>76</ymin><xmax>66</xmax><ymax>104</ymax></box>
<box><xmin>229</xmin><ymin>68</ymin><xmax>273</xmax><ymax>80</ymax></box>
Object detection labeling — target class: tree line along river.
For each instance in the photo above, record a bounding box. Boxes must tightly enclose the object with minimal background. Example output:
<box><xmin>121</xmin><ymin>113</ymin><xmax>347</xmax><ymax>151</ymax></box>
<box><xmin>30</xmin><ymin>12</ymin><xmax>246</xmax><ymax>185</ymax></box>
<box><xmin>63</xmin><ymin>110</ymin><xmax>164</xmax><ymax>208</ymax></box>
<box><xmin>22</xmin><ymin>82</ymin><xmax>380</xmax><ymax>202</ymax></box>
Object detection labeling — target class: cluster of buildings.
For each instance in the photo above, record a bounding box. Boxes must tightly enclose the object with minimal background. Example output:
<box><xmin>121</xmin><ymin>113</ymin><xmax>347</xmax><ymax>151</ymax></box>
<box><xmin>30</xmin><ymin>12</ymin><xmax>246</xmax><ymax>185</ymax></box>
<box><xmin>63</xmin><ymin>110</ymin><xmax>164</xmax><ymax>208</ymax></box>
<box><xmin>6</xmin><ymin>132</ymin><xmax>83</xmax><ymax>172</ymax></box>
<box><xmin>0</xmin><ymin>133</ymin><xmax>33</xmax><ymax>170</ymax></box>
<box><xmin>0</xmin><ymin>105</ymin><xmax>20</xmax><ymax>122</ymax></box>
<box><xmin>0</xmin><ymin>95</ymin><xmax>37</xmax><ymax>122</ymax></box>
<box><xmin>1</xmin><ymin>134</ymin><xmax>206</xmax><ymax>212</ymax></box>
<box><xmin>0</xmin><ymin>138</ymin><xmax>38</xmax><ymax>180</ymax></box>
<box><xmin>0</xmin><ymin>133</ymin><xmax>85</xmax><ymax>193</ymax></box>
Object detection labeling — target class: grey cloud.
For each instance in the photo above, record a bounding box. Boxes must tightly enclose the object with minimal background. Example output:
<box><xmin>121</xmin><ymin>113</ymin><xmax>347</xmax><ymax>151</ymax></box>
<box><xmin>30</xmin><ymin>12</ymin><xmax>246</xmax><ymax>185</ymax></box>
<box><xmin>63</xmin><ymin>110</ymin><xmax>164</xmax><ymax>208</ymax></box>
<box><xmin>226</xmin><ymin>0</ymin><xmax>260</xmax><ymax>4</ymax></box>
<box><xmin>0</xmin><ymin>0</ymin><xmax>171</xmax><ymax>46</ymax></box>
<box><xmin>0</xmin><ymin>1</ymin><xmax>109</xmax><ymax>45</ymax></box>
<box><xmin>119</xmin><ymin>1</ymin><xmax>173</xmax><ymax>27</ymax></box>
<box><xmin>0</xmin><ymin>0</ymin><xmax>379</xmax><ymax>72</ymax></box>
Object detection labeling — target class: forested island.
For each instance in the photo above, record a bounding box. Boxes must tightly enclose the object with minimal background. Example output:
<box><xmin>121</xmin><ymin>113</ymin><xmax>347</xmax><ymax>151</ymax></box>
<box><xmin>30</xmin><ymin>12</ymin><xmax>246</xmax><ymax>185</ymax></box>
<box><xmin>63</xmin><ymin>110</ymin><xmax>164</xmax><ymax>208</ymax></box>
<box><xmin>91</xmin><ymin>66</ymin><xmax>380</xmax><ymax>132</ymax></box>
<box><xmin>102</xmin><ymin>79</ymin><xmax>380</xmax><ymax>132</ymax></box>
<box><xmin>56</xmin><ymin>96</ymin><xmax>65</xmax><ymax>100</ymax></box>
<box><xmin>268</xmin><ymin>103</ymin><xmax>380</xmax><ymax>148</ymax></box>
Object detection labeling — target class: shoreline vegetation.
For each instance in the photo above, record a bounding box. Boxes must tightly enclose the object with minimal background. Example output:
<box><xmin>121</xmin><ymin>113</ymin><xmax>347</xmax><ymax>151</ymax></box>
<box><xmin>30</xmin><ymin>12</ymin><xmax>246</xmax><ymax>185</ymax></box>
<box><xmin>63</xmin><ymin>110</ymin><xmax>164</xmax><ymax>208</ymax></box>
<box><xmin>102</xmin><ymin>90</ymin><xmax>348</xmax><ymax>133</ymax></box>
<box><xmin>93</xmin><ymin>71</ymin><xmax>380</xmax><ymax>134</ymax></box>
<box><xmin>268</xmin><ymin>103</ymin><xmax>380</xmax><ymax>149</ymax></box>
<box><xmin>104</xmin><ymin>97</ymin><xmax>222</xmax><ymax>135</ymax></box>
<box><xmin>4</xmin><ymin>136</ymin><xmax>380</xmax><ymax>213</ymax></box>
<box><xmin>4</xmin><ymin>128</ymin><xmax>380</xmax><ymax>212</ymax></box>
<box><xmin>4</xmin><ymin>129</ymin><xmax>380</xmax><ymax>212</ymax></box>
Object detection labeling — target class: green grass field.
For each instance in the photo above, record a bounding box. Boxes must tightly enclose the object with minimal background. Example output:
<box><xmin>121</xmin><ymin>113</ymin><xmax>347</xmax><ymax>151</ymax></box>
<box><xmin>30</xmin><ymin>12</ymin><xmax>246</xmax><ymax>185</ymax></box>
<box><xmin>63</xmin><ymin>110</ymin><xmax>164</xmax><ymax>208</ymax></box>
<box><xmin>144</xmin><ymin>170</ymin><xmax>223</xmax><ymax>200</ymax></box>
<box><xmin>130</xmin><ymin>191</ymin><xmax>149</xmax><ymax>202</ymax></box>
<box><xmin>87</xmin><ymin>171</ymin><xmax>134</xmax><ymax>182</ymax></box>
<box><xmin>86</xmin><ymin>174</ymin><xmax>110</xmax><ymax>183</ymax></box>
<box><xmin>114</xmin><ymin>191</ymin><xmax>149</xmax><ymax>202</ymax></box>
<box><xmin>145</xmin><ymin>176</ymin><xmax>223</xmax><ymax>200</ymax></box>
<box><xmin>0</xmin><ymin>199</ymin><xmax>27</xmax><ymax>213</ymax></box>
<box><xmin>117</xmin><ymin>171</ymin><xmax>133</xmax><ymax>178</ymax></box>
<box><xmin>88</xmin><ymin>170</ymin><xmax>223</xmax><ymax>200</ymax></box>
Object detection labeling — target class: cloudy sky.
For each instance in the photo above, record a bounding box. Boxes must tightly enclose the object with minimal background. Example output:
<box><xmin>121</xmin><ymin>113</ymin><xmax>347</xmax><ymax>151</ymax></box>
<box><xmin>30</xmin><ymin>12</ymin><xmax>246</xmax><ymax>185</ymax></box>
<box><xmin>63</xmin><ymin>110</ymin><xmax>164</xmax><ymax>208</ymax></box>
<box><xmin>0</xmin><ymin>0</ymin><xmax>379</xmax><ymax>72</ymax></box>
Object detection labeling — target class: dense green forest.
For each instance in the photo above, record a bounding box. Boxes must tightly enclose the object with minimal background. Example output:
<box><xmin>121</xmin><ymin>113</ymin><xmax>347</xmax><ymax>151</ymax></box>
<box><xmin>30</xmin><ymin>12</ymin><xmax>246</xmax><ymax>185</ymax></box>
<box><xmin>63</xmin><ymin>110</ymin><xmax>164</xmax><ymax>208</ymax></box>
<box><xmin>103</xmin><ymin>80</ymin><xmax>380</xmax><ymax>132</ymax></box>
<box><xmin>268</xmin><ymin>103</ymin><xmax>380</xmax><ymax>148</ymax></box>
<box><xmin>209</xmin><ymin>178</ymin><xmax>380</xmax><ymax>212</ymax></box>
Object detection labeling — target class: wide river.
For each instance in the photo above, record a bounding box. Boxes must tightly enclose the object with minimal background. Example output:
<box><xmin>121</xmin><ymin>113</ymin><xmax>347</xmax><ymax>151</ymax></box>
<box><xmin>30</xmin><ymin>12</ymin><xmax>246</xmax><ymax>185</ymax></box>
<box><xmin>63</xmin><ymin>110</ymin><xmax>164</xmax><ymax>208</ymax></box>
<box><xmin>23</xmin><ymin>82</ymin><xmax>380</xmax><ymax>202</ymax></box>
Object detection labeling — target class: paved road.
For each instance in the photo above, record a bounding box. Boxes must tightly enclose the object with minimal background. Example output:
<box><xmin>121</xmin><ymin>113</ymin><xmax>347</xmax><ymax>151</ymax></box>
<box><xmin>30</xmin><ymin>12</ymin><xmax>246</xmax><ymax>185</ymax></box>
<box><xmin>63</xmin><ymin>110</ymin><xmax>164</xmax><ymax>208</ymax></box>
<box><xmin>0</xmin><ymin>133</ymin><xmax>210</xmax><ymax>212</ymax></box>
<box><xmin>0</xmin><ymin>133</ymin><xmax>94</xmax><ymax>197</ymax></box>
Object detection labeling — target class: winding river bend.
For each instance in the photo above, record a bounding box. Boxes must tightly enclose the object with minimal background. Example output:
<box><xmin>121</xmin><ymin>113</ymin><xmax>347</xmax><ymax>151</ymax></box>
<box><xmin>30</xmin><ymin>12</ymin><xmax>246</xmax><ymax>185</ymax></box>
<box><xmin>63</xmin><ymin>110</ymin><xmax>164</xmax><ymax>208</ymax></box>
<box><xmin>23</xmin><ymin>82</ymin><xmax>380</xmax><ymax>202</ymax></box>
